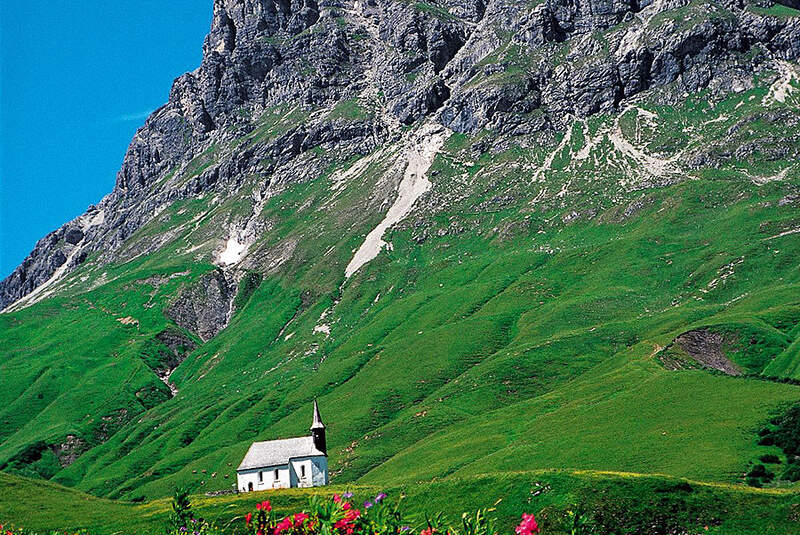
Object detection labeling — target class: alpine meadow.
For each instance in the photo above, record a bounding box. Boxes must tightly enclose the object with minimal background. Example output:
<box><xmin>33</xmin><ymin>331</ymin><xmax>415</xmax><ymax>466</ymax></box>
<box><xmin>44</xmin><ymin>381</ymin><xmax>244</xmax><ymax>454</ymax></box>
<box><xmin>2</xmin><ymin>0</ymin><xmax>800</xmax><ymax>533</ymax></box>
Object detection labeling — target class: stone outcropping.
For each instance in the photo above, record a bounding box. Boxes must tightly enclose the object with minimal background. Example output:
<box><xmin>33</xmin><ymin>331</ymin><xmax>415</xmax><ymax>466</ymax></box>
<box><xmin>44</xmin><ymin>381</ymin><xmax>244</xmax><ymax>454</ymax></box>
<box><xmin>2</xmin><ymin>0</ymin><xmax>799</xmax><ymax>311</ymax></box>
<box><xmin>166</xmin><ymin>270</ymin><xmax>235</xmax><ymax>341</ymax></box>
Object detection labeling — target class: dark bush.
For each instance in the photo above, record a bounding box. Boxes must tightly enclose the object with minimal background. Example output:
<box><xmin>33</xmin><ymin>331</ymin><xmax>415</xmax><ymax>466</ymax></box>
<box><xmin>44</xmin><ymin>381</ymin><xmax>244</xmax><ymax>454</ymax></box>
<box><xmin>759</xmin><ymin>454</ymin><xmax>781</xmax><ymax>464</ymax></box>
<box><xmin>746</xmin><ymin>476</ymin><xmax>762</xmax><ymax>488</ymax></box>
<box><xmin>746</xmin><ymin>464</ymin><xmax>775</xmax><ymax>486</ymax></box>
<box><xmin>748</xmin><ymin>464</ymin><xmax>768</xmax><ymax>478</ymax></box>
<box><xmin>770</xmin><ymin>404</ymin><xmax>800</xmax><ymax>456</ymax></box>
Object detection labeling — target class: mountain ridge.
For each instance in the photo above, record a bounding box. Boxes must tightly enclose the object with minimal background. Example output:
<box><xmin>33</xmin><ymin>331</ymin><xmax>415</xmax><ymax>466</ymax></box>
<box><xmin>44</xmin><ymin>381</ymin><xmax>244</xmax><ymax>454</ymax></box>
<box><xmin>3</xmin><ymin>0</ymin><xmax>800</xmax><ymax>310</ymax></box>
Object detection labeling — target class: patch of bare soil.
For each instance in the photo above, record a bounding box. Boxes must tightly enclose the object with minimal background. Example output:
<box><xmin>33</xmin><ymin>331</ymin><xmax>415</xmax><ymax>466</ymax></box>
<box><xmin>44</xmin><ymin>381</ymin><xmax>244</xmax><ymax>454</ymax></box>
<box><xmin>672</xmin><ymin>329</ymin><xmax>742</xmax><ymax>376</ymax></box>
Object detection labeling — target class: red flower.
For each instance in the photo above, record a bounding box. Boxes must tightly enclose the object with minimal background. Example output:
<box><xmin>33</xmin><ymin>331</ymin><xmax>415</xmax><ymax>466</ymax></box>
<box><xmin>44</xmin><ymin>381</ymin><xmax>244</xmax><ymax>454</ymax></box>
<box><xmin>263</xmin><ymin>501</ymin><xmax>272</xmax><ymax>512</ymax></box>
<box><xmin>294</xmin><ymin>513</ymin><xmax>310</xmax><ymax>527</ymax></box>
<box><xmin>514</xmin><ymin>513</ymin><xmax>540</xmax><ymax>535</ymax></box>
<box><xmin>342</xmin><ymin>502</ymin><xmax>351</xmax><ymax>511</ymax></box>
<box><xmin>420</xmin><ymin>529</ymin><xmax>435</xmax><ymax>535</ymax></box>
<box><xmin>245</xmin><ymin>512</ymin><xmax>253</xmax><ymax>526</ymax></box>
<box><xmin>257</xmin><ymin>502</ymin><xmax>263</xmax><ymax>511</ymax></box>
<box><xmin>344</xmin><ymin>509</ymin><xmax>361</xmax><ymax>522</ymax></box>
<box><xmin>275</xmin><ymin>517</ymin><xmax>293</xmax><ymax>535</ymax></box>
<box><xmin>258</xmin><ymin>530</ymin><xmax>265</xmax><ymax>535</ymax></box>
<box><xmin>333</xmin><ymin>494</ymin><xmax>342</xmax><ymax>503</ymax></box>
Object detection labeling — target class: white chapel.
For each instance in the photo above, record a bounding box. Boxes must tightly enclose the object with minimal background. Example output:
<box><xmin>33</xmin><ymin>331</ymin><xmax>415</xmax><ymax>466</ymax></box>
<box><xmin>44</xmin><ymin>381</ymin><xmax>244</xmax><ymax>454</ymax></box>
<box><xmin>236</xmin><ymin>400</ymin><xmax>328</xmax><ymax>491</ymax></box>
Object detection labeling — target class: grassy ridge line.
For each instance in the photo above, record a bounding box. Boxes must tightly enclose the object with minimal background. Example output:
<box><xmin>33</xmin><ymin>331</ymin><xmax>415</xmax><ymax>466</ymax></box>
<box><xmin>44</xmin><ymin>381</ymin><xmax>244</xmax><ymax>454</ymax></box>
<box><xmin>3</xmin><ymin>470</ymin><xmax>800</xmax><ymax>534</ymax></box>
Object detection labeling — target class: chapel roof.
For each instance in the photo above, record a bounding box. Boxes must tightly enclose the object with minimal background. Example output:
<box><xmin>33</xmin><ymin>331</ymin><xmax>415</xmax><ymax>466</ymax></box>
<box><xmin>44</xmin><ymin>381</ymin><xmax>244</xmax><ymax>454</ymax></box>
<box><xmin>237</xmin><ymin>436</ymin><xmax>325</xmax><ymax>471</ymax></box>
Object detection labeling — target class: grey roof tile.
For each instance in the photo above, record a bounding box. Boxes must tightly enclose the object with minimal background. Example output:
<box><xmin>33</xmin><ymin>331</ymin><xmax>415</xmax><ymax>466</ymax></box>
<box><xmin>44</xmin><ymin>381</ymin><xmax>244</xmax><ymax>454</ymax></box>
<box><xmin>237</xmin><ymin>436</ymin><xmax>325</xmax><ymax>471</ymax></box>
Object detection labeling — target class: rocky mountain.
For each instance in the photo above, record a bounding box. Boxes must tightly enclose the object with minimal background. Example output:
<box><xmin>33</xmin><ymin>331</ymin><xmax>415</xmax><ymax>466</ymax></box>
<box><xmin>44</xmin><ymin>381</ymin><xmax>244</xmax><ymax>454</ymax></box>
<box><xmin>1</xmin><ymin>0</ymin><xmax>800</xmax><ymax>523</ymax></box>
<box><xmin>3</xmin><ymin>0</ymin><xmax>799</xmax><ymax>311</ymax></box>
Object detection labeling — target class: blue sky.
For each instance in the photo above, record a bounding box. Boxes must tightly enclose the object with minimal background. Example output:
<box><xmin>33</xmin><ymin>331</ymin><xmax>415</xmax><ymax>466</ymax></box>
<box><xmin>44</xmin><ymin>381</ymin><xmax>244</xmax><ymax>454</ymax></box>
<box><xmin>0</xmin><ymin>1</ymin><xmax>213</xmax><ymax>277</ymax></box>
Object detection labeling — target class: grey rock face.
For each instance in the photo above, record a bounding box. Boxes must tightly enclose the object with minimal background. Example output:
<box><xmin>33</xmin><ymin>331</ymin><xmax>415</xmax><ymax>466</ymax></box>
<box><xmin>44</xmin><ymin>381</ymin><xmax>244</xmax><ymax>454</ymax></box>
<box><xmin>50</xmin><ymin>435</ymin><xmax>87</xmax><ymax>468</ymax></box>
<box><xmin>64</xmin><ymin>228</ymin><xmax>84</xmax><ymax>245</ymax></box>
<box><xmin>2</xmin><ymin>0</ymin><xmax>799</xmax><ymax>311</ymax></box>
<box><xmin>166</xmin><ymin>270</ymin><xmax>235</xmax><ymax>341</ymax></box>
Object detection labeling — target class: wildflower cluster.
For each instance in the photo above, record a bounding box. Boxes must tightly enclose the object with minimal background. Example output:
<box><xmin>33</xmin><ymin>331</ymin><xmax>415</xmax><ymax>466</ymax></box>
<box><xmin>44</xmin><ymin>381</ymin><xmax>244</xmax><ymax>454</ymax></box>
<box><xmin>241</xmin><ymin>492</ymin><xmax>405</xmax><ymax>535</ymax></box>
<box><xmin>513</xmin><ymin>514</ymin><xmax>540</xmax><ymax>535</ymax></box>
<box><xmin>238</xmin><ymin>494</ymin><xmax>542</xmax><ymax>535</ymax></box>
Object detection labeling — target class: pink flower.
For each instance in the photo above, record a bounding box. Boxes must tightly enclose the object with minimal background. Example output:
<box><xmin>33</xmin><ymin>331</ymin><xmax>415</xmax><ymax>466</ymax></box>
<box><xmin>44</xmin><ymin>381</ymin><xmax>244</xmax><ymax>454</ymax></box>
<box><xmin>245</xmin><ymin>513</ymin><xmax>253</xmax><ymax>526</ymax></box>
<box><xmin>294</xmin><ymin>513</ymin><xmax>310</xmax><ymax>527</ymax></box>
<box><xmin>333</xmin><ymin>494</ymin><xmax>342</xmax><ymax>503</ymax></box>
<box><xmin>515</xmin><ymin>513</ymin><xmax>540</xmax><ymax>535</ymax></box>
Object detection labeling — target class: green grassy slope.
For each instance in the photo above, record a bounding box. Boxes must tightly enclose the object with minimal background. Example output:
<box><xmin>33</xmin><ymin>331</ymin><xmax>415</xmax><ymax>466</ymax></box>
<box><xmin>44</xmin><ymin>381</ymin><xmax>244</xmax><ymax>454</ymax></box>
<box><xmin>48</xmin><ymin>173</ymin><xmax>799</xmax><ymax>500</ymax></box>
<box><xmin>1</xmin><ymin>52</ymin><xmax>799</xmax><ymax>532</ymax></box>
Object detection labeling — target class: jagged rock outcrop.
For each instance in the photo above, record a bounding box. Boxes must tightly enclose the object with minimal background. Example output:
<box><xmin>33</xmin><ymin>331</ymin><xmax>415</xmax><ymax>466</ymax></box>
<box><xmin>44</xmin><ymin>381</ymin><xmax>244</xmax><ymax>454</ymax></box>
<box><xmin>166</xmin><ymin>270</ymin><xmax>235</xmax><ymax>341</ymax></box>
<box><xmin>2</xmin><ymin>0</ymin><xmax>799</xmax><ymax>312</ymax></box>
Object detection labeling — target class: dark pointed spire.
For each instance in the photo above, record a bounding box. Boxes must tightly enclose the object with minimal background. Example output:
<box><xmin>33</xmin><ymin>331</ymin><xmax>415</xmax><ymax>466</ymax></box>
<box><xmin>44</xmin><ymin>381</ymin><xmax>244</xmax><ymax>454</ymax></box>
<box><xmin>311</xmin><ymin>399</ymin><xmax>325</xmax><ymax>430</ymax></box>
<box><xmin>310</xmin><ymin>399</ymin><xmax>327</xmax><ymax>455</ymax></box>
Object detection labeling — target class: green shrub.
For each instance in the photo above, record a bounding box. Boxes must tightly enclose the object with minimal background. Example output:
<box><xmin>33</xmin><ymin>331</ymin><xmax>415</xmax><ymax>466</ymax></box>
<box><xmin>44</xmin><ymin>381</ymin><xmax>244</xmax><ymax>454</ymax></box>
<box><xmin>769</xmin><ymin>404</ymin><xmax>800</xmax><ymax>456</ymax></box>
<box><xmin>166</xmin><ymin>488</ymin><xmax>193</xmax><ymax>532</ymax></box>
<box><xmin>746</xmin><ymin>464</ymin><xmax>775</xmax><ymax>486</ymax></box>
<box><xmin>781</xmin><ymin>463</ymin><xmax>800</xmax><ymax>482</ymax></box>
<box><xmin>757</xmin><ymin>435</ymin><xmax>775</xmax><ymax>446</ymax></box>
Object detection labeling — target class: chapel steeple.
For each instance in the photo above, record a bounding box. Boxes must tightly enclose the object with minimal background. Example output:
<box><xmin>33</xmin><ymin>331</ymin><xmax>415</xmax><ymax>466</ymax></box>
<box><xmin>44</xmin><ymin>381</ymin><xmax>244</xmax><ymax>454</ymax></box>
<box><xmin>310</xmin><ymin>399</ymin><xmax>327</xmax><ymax>455</ymax></box>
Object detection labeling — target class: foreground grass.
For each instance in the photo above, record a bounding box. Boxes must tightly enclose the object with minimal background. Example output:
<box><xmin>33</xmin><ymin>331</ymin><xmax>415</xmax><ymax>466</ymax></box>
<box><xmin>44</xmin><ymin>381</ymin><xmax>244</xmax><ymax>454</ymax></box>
<box><xmin>3</xmin><ymin>470</ymin><xmax>800</xmax><ymax>534</ymax></box>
